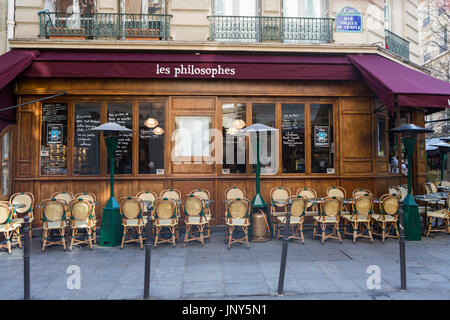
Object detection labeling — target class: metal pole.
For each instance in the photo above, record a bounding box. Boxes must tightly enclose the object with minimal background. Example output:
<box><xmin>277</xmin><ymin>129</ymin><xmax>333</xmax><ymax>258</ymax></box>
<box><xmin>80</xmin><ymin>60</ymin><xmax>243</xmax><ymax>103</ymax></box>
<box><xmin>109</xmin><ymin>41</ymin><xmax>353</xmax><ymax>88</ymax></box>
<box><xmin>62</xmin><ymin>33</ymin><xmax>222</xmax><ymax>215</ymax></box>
<box><xmin>143</xmin><ymin>203</ymin><xmax>153</xmax><ymax>299</ymax></box>
<box><xmin>277</xmin><ymin>199</ymin><xmax>292</xmax><ymax>295</ymax></box>
<box><xmin>23</xmin><ymin>215</ymin><xmax>31</xmax><ymax>300</ymax></box>
<box><xmin>398</xmin><ymin>206</ymin><xmax>407</xmax><ymax>290</ymax></box>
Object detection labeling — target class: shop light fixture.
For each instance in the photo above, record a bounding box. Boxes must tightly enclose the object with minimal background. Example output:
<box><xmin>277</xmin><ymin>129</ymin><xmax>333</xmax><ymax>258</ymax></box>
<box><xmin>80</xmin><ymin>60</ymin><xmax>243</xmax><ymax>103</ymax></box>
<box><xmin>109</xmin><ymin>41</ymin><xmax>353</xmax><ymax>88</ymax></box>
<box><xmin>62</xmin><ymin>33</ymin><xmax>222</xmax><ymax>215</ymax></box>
<box><xmin>232</xmin><ymin>119</ymin><xmax>246</xmax><ymax>129</ymax></box>
<box><xmin>153</xmin><ymin>127</ymin><xmax>164</xmax><ymax>135</ymax></box>
<box><xmin>144</xmin><ymin>117</ymin><xmax>158</xmax><ymax>128</ymax></box>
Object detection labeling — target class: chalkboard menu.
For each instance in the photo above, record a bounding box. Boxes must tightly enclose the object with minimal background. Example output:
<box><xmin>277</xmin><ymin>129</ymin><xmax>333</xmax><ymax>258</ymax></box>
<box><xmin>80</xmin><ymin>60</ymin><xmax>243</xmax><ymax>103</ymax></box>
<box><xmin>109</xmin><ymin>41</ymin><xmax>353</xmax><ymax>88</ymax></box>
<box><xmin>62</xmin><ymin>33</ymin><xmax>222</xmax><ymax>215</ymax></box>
<box><xmin>41</xmin><ymin>103</ymin><xmax>68</xmax><ymax>176</ymax></box>
<box><xmin>74</xmin><ymin>104</ymin><xmax>101</xmax><ymax>175</ymax></box>
<box><xmin>281</xmin><ymin>104</ymin><xmax>305</xmax><ymax>173</ymax></box>
<box><xmin>107</xmin><ymin>103</ymin><xmax>133</xmax><ymax>174</ymax></box>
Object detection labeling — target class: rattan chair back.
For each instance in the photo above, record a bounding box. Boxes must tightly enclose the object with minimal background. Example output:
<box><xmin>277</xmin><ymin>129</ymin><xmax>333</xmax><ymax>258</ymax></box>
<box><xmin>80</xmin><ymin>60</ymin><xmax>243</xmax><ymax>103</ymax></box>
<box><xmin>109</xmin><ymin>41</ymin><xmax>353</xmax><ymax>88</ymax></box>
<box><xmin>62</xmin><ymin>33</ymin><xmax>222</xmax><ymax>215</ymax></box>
<box><xmin>441</xmin><ymin>181</ymin><xmax>450</xmax><ymax>187</ymax></box>
<box><xmin>271</xmin><ymin>187</ymin><xmax>291</xmax><ymax>207</ymax></box>
<box><xmin>10</xmin><ymin>192</ymin><xmax>34</xmax><ymax>215</ymax></box>
<box><xmin>379</xmin><ymin>194</ymin><xmax>399</xmax><ymax>215</ymax></box>
<box><xmin>321</xmin><ymin>197</ymin><xmax>342</xmax><ymax>217</ymax></box>
<box><xmin>326</xmin><ymin>186</ymin><xmax>346</xmax><ymax>199</ymax></box>
<box><xmin>429</xmin><ymin>182</ymin><xmax>438</xmax><ymax>193</ymax></box>
<box><xmin>41</xmin><ymin>199</ymin><xmax>66</xmax><ymax>222</ymax></box>
<box><xmin>352</xmin><ymin>189</ymin><xmax>373</xmax><ymax>199</ymax></box>
<box><xmin>424</xmin><ymin>183</ymin><xmax>432</xmax><ymax>194</ymax></box>
<box><xmin>353</xmin><ymin>195</ymin><xmax>373</xmax><ymax>217</ymax></box>
<box><xmin>225</xmin><ymin>187</ymin><xmax>246</xmax><ymax>200</ymax></box>
<box><xmin>190</xmin><ymin>189</ymin><xmax>210</xmax><ymax>201</ymax></box>
<box><xmin>136</xmin><ymin>191</ymin><xmax>157</xmax><ymax>213</ymax></box>
<box><xmin>74</xmin><ymin>192</ymin><xmax>96</xmax><ymax>203</ymax></box>
<box><xmin>51</xmin><ymin>192</ymin><xmax>75</xmax><ymax>206</ymax></box>
<box><xmin>154</xmin><ymin>198</ymin><xmax>177</xmax><ymax>220</ymax></box>
<box><xmin>289</xmin><ymin>196</ymin><xmax>307</xmax><ymax>217</ymax></box>
<box><xmin>227</xmin><ymin>198</ymin><xmax>250</xmax><ymax>219</ymax></box>
<box><xmin>296</xmin><ymin>188</ymin><xmax>317</xmax><ymax>208</ymax></box>
<box><xmin>70</xmin><ymin>199</ymin><xmax>93</xmax><ymax>221</ymax></box>
<box><xmin>119</xmin><ymin>197</ymin><xmax>142</xmax><ymax>219</ymax></box>
<box><xmin>397</xmin><ymin>186</ymin><xmax>408</xmax><ymax>201</ymax></box>
<box><xmin>183</xmin><ymin>195</ymin><xmax>204</xmax><ymax>217</ymax></box>
<box><xmin>160</xmin><ymin>189</ymin><xmax>181</xmax><ymax>201</ymax></box>
<box><xmin>0</xmin><ymin>201</ymin><xmax>12</xmax><ymax>224</ymax></box>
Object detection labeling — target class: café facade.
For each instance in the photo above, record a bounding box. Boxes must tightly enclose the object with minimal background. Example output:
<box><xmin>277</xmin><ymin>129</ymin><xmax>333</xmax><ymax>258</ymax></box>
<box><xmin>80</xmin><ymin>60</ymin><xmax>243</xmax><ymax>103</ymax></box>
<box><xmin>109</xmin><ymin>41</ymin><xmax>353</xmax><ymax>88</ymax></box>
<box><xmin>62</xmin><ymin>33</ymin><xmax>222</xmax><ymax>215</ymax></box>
<box><xmin>0</xmin><ymin>48</ymin><xmax>449</xmax><ymax>228</ymax></box>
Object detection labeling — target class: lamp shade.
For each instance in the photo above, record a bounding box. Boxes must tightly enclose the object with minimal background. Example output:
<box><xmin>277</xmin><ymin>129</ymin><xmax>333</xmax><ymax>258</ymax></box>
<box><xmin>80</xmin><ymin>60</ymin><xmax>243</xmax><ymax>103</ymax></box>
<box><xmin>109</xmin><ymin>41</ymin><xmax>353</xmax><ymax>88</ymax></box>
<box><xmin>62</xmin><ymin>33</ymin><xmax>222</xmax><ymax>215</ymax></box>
<box><xmin>430</xmin><ymin>141</ymin><xmax>450</xmax><ymax>149</ymax></box>
<box><xmin>90</xmin><ymin>122</ymin><xmax>132</xmax><ymax>133</ymax></box>
<box><xmin>242</xmin><ymin>123</ymin><xmax>278</xmax><ymax>133</ymax></box>
<box><xmin>153</xmin><ymin>127</ymin><xmax>164</xmax><ymax>135</ymax></box>
<box><xmin>439</xmin><ymin>137</ymin><xmax>450</xmax><ymax>142</ymax></box>
<box><xmin>232</xmin><ymin>119</ymin><xmax>246</xmax><ymax>129</ymax></box>
<box><xmin>389</xmin><ymin>123</ymin><xmax>433</xmax><ymax>134</ymax></box>
<box><xmin>144</xmin><ymin>118</ymin><xmax>158</xmax><ymax>128</ymax></box>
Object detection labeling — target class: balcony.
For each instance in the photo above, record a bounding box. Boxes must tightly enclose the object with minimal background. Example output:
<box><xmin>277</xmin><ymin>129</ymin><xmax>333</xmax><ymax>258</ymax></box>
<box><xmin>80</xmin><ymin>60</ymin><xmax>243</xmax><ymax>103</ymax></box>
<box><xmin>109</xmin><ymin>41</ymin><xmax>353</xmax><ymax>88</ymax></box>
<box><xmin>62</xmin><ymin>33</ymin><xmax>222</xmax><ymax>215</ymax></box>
<box><xmin>38</xmin><ymin>11</ymin><xmax>172</xmax><ymax>40</ymax></box>
<box><xmin>208</xmin><ymin>16</ymin><xmax>334</xmax><ymax>43</ymax></box>
<box><xmin>385</xmin><ymin>29</ymin><xmax>410</xmax><ymax>60</ymax></box>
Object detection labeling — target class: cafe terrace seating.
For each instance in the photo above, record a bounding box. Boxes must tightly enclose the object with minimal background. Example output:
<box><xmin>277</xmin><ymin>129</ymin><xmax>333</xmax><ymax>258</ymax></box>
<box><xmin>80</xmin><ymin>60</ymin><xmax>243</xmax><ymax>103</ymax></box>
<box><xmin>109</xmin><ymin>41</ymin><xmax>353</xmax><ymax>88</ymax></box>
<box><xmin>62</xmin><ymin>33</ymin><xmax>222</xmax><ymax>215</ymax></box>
<box><xmin>371</xmin><ymin>194</ymin><xmax>400</xmax><ymax>242</ymax></box>
<box><xmin>270</xmin><ymin>187</ymin><xmax>291</xmax><ymax>235</ymax></box>
<box><xmin>425</xmin><ymin>195</ymin><xmax>449</xmax><ymax>236</ymax></box>
<box><xmin>190</xmin><ymin>189</ymin><xmax>212</xmax><ymax>240</ymax></box>
<box><xmin>326</xmin><ymin>186</ymin><xmax>349</xmax><ymax>214</ymax></box>
<box><xmin>68</xmin><ymin>198</ymin><xmax>96</xmax><ymax>251</ymax></box>
<box><xmin>136</xmin><ymin>191</ymin><xmax>157</xmax><ymax>220</ymax></box>
<box><xmin>119</xmin><ymin>197</ymin><xmax>145</xmax><ymax>249</ymax></box>
<box><xmin>225</xmin><ymin>197</ymin><xmax>251</xmax><ymax>249</ymax></box>
<box><xmin>441</xmin><ymin>181</ymin><xmax>450</xmax><ymax>187</ymax></box>
<box><xmin>312</xmin><ymin>196</ymin><xmax>342</xmax><ymax>244</ymax></box>
<box><xmin>75</xmin><ymin>192</ymin><xmax>97</xmax><ymax>243</ymax></box>
<box><xmin>224</xmin><ymin>187</ymin><xmax>246</xmax><ymax>238</ymax></box>
<box><xmin>153</xmin><ymin>198</ymin><xmax>178</xmax><ymax>248</ymax></box>
<box><xmin>0</xmin><ymin>201</ymin><xmax>22</xmax><ymax>254</ymax></box>
<box><xmin>276</xmin><ymin>195</ymin><xmax>307</xmax><ymax>243</ymax></box>
<box><xmin>296</xmin><ymin>188</ymin><xmax>319</xmax><ymax>216</ymax></box>
<box><xmin>182</xmin><ymin>194</ymin><xmax>209</xmax><ymax>247</ymax></box>
<box><xmin>343</xmin><ymin>194</ymin><xmax>374</xmax><ymax>243</ymax></box>
<box><xmin>160</xmin><ymin>189</ymin><xmax>181</xmax><ymax>240</ymax></box>
<box><xmin>41</xmin><ymin>198</ymin><xmax>67</xmax><ymax>252</ymax></box>
<box><xmin>10</xmin><ymin>192</ymin><xmax>35</xmax><ymax>242</ymax></box>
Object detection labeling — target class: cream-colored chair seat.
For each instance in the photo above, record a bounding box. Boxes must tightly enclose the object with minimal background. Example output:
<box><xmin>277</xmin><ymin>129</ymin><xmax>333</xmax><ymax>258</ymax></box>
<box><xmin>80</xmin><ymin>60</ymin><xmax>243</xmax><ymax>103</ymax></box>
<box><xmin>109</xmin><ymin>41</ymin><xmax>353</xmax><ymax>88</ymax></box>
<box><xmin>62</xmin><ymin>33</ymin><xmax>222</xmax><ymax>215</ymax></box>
<box><xmin>271</xmin><ymin>211</ymin><xmax>287</xmax><ymax>217</ymax></box>
<box><xmin>313</xmin><ymin>216</ymin><xmax>339</xmax><ymax>223</ymax></box>
<box><xmin>185</xmin><ymin>216</ymin><xmax>210</xmax><ymax>224</ymax></box>
<box><xmin>72</xmin><ymin>220</ymin><xmax>95</xmax><ymax>228</ymax></box>
<box><xmin>0</xmin><ymin>223</ymin><xmax>21</xmax><ymax>232</ymax></box>
<box><xmin>343</xmin><ymin>215</ymin><xmax>371</xmax><ymax>222</ymax></box>
<box><xmin>371</xmin><ymin>214</ymin><xmax>396</xmax><ymax>222</ymax></box>
<box><xmin>156</xmin><ymin>219</ymin><xmax>177</xmax><ymax>226</ymax></box>
<box><xmin>122</xmin><ymin>218</ymin><xmax>144</xmax><ymax>226</ymax></box>
<box><xmin>427</xmin><ymin>209</ymin><xmax>448</xmax><ymax>218</ymax></box>
<box><xmin>226</xmin><ymin>218</ymin><xmax>250</xmax><ymax>226</ymax></box>
<box><xmin>277</xmin><ymin>216</ymin><xmax>302</xmax><ymax>224</ymax></box>
<box><xmin>43</xmin><ymin>221</ymin><xmax>66</xmax><ymax>229</ymax></box>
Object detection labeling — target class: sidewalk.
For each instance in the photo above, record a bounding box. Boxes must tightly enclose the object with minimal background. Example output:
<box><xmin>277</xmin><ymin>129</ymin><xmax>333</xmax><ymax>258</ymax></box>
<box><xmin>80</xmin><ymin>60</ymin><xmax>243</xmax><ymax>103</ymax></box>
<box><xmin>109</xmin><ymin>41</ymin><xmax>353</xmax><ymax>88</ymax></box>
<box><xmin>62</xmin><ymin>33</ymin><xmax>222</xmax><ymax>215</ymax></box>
<box><xmin>1</xmin><ymin>227</ymin><xmax>449</xmax><ymax>300</ymax></box>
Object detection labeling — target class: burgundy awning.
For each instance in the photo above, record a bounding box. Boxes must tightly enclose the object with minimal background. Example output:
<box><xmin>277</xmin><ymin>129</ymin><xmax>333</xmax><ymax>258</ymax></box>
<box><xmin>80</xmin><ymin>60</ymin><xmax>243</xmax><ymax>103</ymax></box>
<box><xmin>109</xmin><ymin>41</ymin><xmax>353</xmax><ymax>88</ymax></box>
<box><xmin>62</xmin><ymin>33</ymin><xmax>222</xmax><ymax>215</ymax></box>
<box><xmin>348</xmin><ymin>54</ymin><xmax>450</xmax><ymax>110</ymax></box>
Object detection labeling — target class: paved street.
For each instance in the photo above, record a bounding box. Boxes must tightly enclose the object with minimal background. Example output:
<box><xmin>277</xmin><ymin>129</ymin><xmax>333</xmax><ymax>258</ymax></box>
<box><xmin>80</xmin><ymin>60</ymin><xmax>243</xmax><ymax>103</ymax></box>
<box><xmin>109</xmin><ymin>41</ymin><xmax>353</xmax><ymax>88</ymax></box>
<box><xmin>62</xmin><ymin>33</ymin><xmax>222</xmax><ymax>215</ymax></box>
<box><xmin>1</xmin><ymin>227</ymin><xmax>449</xmax><ymax>300</ymax></box>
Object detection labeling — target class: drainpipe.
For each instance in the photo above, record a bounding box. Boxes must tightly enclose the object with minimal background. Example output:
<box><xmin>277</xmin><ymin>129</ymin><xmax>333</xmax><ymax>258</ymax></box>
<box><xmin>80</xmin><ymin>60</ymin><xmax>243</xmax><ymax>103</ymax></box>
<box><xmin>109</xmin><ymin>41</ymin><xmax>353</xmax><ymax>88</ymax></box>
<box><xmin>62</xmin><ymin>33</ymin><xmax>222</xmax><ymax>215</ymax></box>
<box><xmin>6</xmin><ymin>0</ymin><xmax>15</xmax><ymax>52</ymax></box>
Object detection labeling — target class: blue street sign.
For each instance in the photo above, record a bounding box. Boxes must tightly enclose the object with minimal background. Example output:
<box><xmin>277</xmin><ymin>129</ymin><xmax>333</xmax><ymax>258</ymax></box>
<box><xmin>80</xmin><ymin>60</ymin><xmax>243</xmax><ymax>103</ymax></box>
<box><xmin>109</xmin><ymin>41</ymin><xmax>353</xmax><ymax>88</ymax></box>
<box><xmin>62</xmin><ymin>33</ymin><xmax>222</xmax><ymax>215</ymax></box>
<box><xmin>336</xmin><ymin>6</ymin><xmax>363</xmax><ymax>33</ymax></box>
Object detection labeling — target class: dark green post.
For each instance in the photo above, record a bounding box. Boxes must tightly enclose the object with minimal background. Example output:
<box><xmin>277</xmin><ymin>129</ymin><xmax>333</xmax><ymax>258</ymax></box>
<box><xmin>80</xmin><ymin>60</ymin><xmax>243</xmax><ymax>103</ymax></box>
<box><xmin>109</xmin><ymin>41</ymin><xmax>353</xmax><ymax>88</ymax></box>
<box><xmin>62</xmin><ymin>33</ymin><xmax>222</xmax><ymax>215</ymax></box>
<box><xmin>439</xmin><ymin>150</ymin><xmax>447</xmax><ymax>182</ymax></box>
<box><xmin>99</xmin><ymin>136</ymin><xmax>123</xmax><ymax>247</ymax></box>
<box><xmin>402</xmin><ymin>137</ymin><xmax>421</xmax><ymax>241</ymax></box>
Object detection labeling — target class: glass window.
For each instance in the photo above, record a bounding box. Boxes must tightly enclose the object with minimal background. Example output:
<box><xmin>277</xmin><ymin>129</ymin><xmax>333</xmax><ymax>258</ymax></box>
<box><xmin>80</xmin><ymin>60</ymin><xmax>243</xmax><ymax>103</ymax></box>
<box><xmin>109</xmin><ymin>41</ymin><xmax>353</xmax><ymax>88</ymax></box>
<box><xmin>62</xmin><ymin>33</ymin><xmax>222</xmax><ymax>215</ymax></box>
<box><xmin>400</xmin><ymin>111</ymin><xmax>412</xmax><ymax>176</ymax></box>
<box><xmin>310</xmin><ymin>104</ymin><xmax>334</xmax><ymax>174</ymax></box>
<box><xmin>215</xmin><ymin>0</ymin><xmax>258</xmax><ymax>15</ymax></box>
<box><xmin>139</xmin><ymin>102</ymin><xmax>165</xmax><ymax>174</ymax></box>
<box><xmin>388</xmin><ymin>111</ymin><xmax>398</xmax><ymax>173</ymax></box>
<box><xmin>282</xmin><ymin>104</ymin><xmax>305</xmax><ymax>173</ymax></box>
<box><xmin>74</xmin><ymin>103</ymin><xmax>101</xmax><ymax>175</ymax></box>
<box><xmin>107</xmin><ymin>103</ymin><xmax>133</xmax><ymax>174</ymax></box>
<box><xmin>174</xmin><ymin>116</ymin><xmax>212</xmax><ymax>157</ymax></box>
<box><xmin>1</xmin><ymin>130</ymin><xmax>11</xmax><ymax>196</ymax></box>
<box><xmin>41</xmin><ymin>103</ymin><xmax>68</xmax><ymax>176</ymax></box>
<box><xmin>283</xmin><ymin>0</ymin><xmax>327</xmax><ymax>17</ymax></box>
<box><xmin>377</xmin><ymin>118</ymin><xmax>386</xmax><ymax>158</ymax></box>
<box><xmin>222</xmin><ymin>103</ymin><xmax>246</xmax><ymax>174</ymax></box>
<box><xmin>252</xmin><ymin>103</ymin><xmax>277</xmax><ymax>174</ymax></box>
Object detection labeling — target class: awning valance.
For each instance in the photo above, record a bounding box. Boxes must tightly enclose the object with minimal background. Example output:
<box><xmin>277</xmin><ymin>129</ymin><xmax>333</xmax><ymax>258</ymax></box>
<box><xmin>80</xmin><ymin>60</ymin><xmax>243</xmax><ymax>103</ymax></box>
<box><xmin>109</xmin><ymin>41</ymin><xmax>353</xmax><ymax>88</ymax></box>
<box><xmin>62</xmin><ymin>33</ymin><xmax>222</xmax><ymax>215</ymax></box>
<box><xmin>0</xmin><ymin>50</ymin><xmax>39</xmax><ymax>91</ymax></box>
<box><xmin>348</xmin><ymin>54</ymin><xmax>450</xmax><ymax>110</ymax></box>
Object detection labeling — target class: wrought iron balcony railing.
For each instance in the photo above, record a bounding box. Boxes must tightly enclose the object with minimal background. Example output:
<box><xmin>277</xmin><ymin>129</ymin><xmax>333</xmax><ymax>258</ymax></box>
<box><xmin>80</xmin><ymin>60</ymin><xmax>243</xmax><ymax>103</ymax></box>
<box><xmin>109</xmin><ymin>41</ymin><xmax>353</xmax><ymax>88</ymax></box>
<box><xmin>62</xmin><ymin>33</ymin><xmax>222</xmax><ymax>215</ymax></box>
<box><xmin>385</xmin><ymin>29</ymin><xmax>410</xmax><ymax>60</ymax></box>
<box><xmin>208</xmin><ymin>15</ymin><xmax>334</xmax><ymax>43</ymax></box>
<box><xmin>38</xmin><ymin>11</ymin><xmax>172</xmax><ymax>40</ymax></box>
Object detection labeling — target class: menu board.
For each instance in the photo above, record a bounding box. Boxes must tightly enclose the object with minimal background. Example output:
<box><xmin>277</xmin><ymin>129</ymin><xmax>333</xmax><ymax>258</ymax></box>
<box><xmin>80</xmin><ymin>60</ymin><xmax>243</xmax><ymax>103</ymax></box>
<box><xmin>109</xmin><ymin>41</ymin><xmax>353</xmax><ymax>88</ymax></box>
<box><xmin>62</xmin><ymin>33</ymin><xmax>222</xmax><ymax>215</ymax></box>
<box><xmin>74</xmin><ymin>105</ymin><xmax>101</xmax><ymax>175</ymax></box>
<box><xmin>282</xmin><ymin>113</ymin><xmax>304</xmax><ymax>148</ymax></box>
<box><xmin>42</xmin><ymin>103</ymin><xmax>68</xmax><ymax>123</ymax></box>
<box><xmin>108</xmin><ymin>104</ymin><xmax>133</xmax><ymax>174</ymax></box>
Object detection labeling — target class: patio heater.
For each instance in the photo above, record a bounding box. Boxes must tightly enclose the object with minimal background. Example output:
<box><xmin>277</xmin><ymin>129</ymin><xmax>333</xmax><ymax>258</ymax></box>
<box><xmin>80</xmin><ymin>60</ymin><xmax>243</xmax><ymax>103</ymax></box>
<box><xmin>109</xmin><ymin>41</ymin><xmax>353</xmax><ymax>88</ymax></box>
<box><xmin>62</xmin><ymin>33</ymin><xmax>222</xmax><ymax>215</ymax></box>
<box><xmin>242</xmin><ymin>123</ymin><xmax>278</xmax><ymax>240</ymax></box>
<box><xmin>390</xmin><ymin>123</ymin><xmax>433</xmax><ymax>241</ymax></box>
<box><xmin>431</xmin><ymin>140</ymin><xmax>450</xmax><ymax>182</ymax></box>
<box><xmin>91</xmin><ymin>122</ymin><xmax>133</xmax><ymax>247</ymax></box>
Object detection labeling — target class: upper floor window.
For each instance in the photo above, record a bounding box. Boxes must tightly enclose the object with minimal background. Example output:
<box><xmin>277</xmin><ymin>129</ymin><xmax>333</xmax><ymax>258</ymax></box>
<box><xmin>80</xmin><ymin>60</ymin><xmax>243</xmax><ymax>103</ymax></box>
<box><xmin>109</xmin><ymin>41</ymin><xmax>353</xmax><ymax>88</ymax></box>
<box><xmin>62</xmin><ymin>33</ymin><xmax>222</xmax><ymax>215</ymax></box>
<box><xmin>384</xmin><ymin>0</ymin><xmax>391</xmax><ymax>30</ymax></box>
<box><xmin>214</xmin><ymin>0</ymin><xmax>259</xmax><ymax>16</ymax></box>
<box><xmin>125</xmin><ymin>0</ymin><xmax>166</xmax><ymax>14</ymax></box>
<box><xmin>283</xmin><ymin>0</ymin><xmax>327</xmax><ymax>18</ymax></box>
<box><xmin>440</xmin><ymin>28</ymin><xmax>448</xmax><ymax>53</ymax></box>
<box><xmin>45</xmin><ymin>0</ymin><xmax>96</xmax><ymax>14</ymax></box>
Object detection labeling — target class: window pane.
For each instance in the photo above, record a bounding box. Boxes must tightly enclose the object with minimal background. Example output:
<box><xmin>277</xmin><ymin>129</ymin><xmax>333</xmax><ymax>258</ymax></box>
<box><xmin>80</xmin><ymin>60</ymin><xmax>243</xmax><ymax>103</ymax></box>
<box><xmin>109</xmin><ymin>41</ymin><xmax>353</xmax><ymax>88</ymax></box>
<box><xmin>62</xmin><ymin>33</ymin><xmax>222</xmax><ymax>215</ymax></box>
<box><xmin>282</xmin><ymin>104</ymin><xmax>305</xmax><ymax>173</ymax></box>
<box><xmin>74</xmin><ymin>103</ymin><xmax>101</xmax><ymax>175</ymax></box>
<box><xmin>252</xmin><ymin>103</ymin><xmax>277</xmax><ymax>174</ymax></box>
<box><xmin>174</xmin><ymin>116</ymin><xmax>211</xmax><ymax>157</ymax></box>
<box><xmin>1</xmin><ymin>131</ymin><xmax>11</xmax><ymax>196</ymax></box>
<box><xmin>311</xmin><ymin>104</ymin><xmax>334</xmax><ymax>173</ymax></box>
<box><xmin>222</xmin><ymin>103</ymin><xmax>246</xmax><ymax>174</ymax></box>
<box><xmin>377</xmin><ymin>118</ymin><xmax>386</xmax><ymax>158</ymax></box>
<box><xmin>139</xmin><ymin>102</ymin><xmax>165</xmax><ymax>174</ymax></box>
<box><xmin>107</xmin><ymin>103</ymin><xmax>133</xmax><ymax>174</ymax></box>
<box><xmin>41</xmin><ymin>103</ymin><xmax>68</xmax><ymax>176</ymax></box>
<box><xmin>215</xmin><ymin>0</ymin><xmax>257</xmax><ymax>15</ymax></box>
<box><xmin>400</xmin><ymin>111</ymin><xmax>412</xmax><ymax>176</ymax></box>
<box><xmin>388</xmin><ymin>111</ymin><xmax>398</xmax><ymax>173</ymax></box>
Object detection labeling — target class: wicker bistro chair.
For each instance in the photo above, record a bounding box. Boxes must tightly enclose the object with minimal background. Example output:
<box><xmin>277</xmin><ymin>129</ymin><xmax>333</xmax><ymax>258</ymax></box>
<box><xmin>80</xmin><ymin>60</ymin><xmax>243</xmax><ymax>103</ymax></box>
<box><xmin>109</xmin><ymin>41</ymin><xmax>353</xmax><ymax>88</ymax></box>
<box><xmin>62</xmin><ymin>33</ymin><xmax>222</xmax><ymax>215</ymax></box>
<box><xmin>41</xmin><ymin>199</ymin><xmax>67</xmax><ymax>252</ymax></box>
<box><xmin>190</xmin><ymin>189</ymin><xmax>212</xmax><ymax>240</ymax></box>
<box><xmin>0</xmin><ymin>201</ymin><xmax>22</xmax><ymax>254</ymax></box>
<box><xmin>153</xmin><ymin>198</ymin><xmax>178</xmax><ymax>247</ymax></box>
<box><xmin>352</xmin><ymin>189</ymin><xmax>373</xmax><ymax>199</ymax></box>
<box><xmin>183</xmin><ymin>195</ymin><xmax>210</xmax><ymax>247</ymax></box>
<box><xmin>429</xmin><ymin>182</ymin><xmax>439</xmax><ymax>194</ymax></box>
<box><xmin>224</xmin><ymin>187</ymin><xmax>246</xmax><ymax>238</ymax></box>
<box><xmin>343</xmin><ymin>195</ymin><xmax>374</xmax><ymax>243</ymax></box>
<box><xmin>276</xmin><ymin>196</ymin><xmax>308</xmax><ymax>243</ymax></box>
<box><xmin>160</xmin><ymin>189</ymin><xmax>181</xmax><ymax>239</ymax></box>
<box><xmin>10</xmin><ymin>192</ymin><xmax>35</xmax><ymax>242</ymax></box>
<box><xmin>296</xmin><ymin>188</ymin><xmax>319</xmax><ymax>216</ymax></box>
<box><xmin>136</xmin><ymin>191</ymin><xmax>157</xmax><ymax>217</ymax></box>
<box><xmin>441</xmin><ymin>181</ymin><xmax>450</xmax><ymax>187</ymax></box>
<box><xmin>225</xmin><ymin>198</ymin><xmax>251</xmax><ymax>249</ymax></box>
<box><xmin>326</xmin><ymin>186</ymin><xmax>349</xmax><ymax>214</ymax></box>
<box><xmin>51</xmin><ymin>192</ymin><xmax>75</xmax><ymax>223</ymax></box>
<box><xmin>371</xmin><ymin>194</ymin><xmax>400</xmax><ymax>242</ymax></box>
<box><xmin>68</xmin><ymin>198</ymin><xmax>95</xmax><ymax>251</ymax></box>
<box><xmin>119</xmin><ymin>197</ymin><xmax>145</xmax><ymax>249</ymax></box>
<box><xmin>424</xmin><ymin>183</ymin><xmax>432</xmax><ymax>195</ymax></box>
<box><xmin>270</xmin><ymin>187</ymin><xmax>291</xmax><ymax>235</ymax></box>
<box><xmin>74</xmin><ymin>193</ymin><xmax>97</xmax><ymax>243</ymax></box>
<box><xmin>425</xmin><ymin>195</ymin><xmax>449</xmax><ymax>236</ymax></box>
<box><xmin>313</xmin><ymin>197</ymin><xmax>343</xmax><ymax>244</ymax></box>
